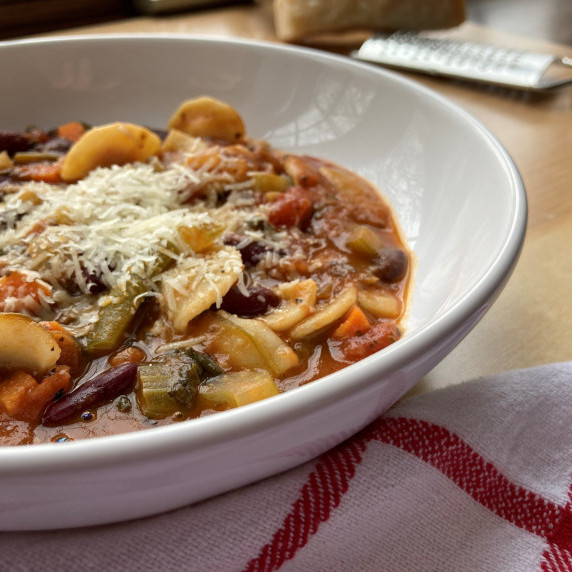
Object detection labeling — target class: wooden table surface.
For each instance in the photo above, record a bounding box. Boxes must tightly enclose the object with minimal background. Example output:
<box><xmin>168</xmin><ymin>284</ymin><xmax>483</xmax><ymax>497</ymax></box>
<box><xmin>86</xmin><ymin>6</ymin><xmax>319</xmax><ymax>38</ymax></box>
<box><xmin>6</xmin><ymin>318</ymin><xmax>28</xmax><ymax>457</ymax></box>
<box><xmin>42</xmin><ymin>5</ymin><xmax>572</xmax><ymax>393</ymax></box>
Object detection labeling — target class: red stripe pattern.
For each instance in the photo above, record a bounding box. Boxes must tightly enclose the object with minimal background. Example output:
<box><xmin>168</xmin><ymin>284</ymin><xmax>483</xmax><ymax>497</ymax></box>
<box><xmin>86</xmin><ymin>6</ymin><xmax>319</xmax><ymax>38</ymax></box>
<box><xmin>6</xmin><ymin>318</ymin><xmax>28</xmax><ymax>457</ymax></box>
<box><xmin>244</xmin><ymin>416</ymin><xmax>572</xmax><ymax>571</ymax></box>
<box><xmin>245</xmin><ymin>440</ymin><xmax>365</xmax><ymax>571</ymax></box>
<box><xmin>541</xmin><ymin>488</ymin><xmax>572</xmax><ymax>571</ymax></box>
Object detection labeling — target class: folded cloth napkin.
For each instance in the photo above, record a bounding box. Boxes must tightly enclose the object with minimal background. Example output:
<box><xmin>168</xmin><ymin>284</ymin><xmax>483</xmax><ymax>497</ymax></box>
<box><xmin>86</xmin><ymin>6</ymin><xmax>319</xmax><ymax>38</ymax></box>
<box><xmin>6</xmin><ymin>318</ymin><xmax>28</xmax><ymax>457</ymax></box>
<box><xmin>2</xmin><ymin>362</ymin><xmax>572</xmax><ymax>571</ymax></box>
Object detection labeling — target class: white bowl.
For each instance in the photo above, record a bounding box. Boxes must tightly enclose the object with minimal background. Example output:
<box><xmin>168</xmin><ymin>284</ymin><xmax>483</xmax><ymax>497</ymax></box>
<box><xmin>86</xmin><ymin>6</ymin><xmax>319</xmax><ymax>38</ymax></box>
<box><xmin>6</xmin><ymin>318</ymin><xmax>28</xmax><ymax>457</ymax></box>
<box><xmin>0</xmin><ymin>35</ymin><xmax>526</xmax><ymax>530</ymax></box>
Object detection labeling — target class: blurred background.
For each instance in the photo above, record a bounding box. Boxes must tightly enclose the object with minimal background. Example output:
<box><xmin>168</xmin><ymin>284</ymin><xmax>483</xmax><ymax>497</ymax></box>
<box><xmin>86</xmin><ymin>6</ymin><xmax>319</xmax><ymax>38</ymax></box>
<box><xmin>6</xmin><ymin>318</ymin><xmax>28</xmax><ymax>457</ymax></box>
<box><xmin>466</xmin><ymin>0</ymin><xmax>572</xmax><ymax>45</ymax></box>
<box><xmin>0</xmin><ymin>0</ymin><xmax>571</xmax><ymax>44</ymax></box>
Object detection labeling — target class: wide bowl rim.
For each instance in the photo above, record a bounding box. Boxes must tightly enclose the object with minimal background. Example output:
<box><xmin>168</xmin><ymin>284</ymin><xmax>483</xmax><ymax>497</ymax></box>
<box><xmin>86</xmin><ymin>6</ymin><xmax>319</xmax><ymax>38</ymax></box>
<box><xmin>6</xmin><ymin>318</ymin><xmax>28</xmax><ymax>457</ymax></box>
<box><xmin>0</xmin><ymin>33</ymin><xmax>527</xmax><ymax>471</ymax></box>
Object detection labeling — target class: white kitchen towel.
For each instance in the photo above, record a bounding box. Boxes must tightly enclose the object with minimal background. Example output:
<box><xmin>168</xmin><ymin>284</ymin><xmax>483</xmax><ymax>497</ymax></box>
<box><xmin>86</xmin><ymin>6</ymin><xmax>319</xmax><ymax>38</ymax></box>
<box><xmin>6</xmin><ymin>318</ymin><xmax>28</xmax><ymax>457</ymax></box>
<box><xmin>2</xmin><ymin>361</ymin><xmax>572</xmax><ymax>572</ymax></box>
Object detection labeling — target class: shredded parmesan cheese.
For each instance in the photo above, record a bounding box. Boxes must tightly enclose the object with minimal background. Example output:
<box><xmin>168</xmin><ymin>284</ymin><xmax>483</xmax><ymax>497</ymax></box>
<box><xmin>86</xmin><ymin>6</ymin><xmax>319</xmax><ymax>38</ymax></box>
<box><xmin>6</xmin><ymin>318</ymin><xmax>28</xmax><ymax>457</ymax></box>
<box><xmin>0</xmin><ymin>142</ymin><xmax>298</xmax><ymax>332</ymax></box>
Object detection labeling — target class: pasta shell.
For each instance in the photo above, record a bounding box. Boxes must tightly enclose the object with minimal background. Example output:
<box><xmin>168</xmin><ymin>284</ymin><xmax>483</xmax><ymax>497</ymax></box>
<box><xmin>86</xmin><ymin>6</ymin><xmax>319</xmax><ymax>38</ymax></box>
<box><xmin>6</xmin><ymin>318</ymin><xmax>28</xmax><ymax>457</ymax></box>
<box><xmin>0</xmin><ymin>313</ymin><xmax>60</xmax><ymax>375</ymax></box>
<box><xmin>161</xmin><ymin>247</ymin><xmax>243</xmax><ymax>332</ymax></box>
<box><xmin>167</xmin><ymin>97</ymin><xmax>245</xmax><ymax>142</ymax></box>
<box><xmin>61</xmin><ymin>122</ymin><xmax>161</xmax><ymax>182</ymax></box>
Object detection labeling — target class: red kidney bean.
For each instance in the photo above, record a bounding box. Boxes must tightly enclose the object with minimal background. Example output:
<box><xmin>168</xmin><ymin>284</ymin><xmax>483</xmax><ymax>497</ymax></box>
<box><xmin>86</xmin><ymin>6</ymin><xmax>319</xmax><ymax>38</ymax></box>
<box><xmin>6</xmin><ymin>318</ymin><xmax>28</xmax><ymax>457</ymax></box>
<box><xmin>42</xmin><ymin>362</ymin><xmax>138</xmax><ymax>426</ymax></box>
<box><xmin>239</xmin><ymin>241</ymin><xmax>269</xmax><ymax>267</ymax></box>
<box><xmin>0</xmin><ymin>209</ymin><xmax>25</xmax><ymax>231</ymax></box>
<box><xmin>220</xmin><ymin>283</ymin><xmax>280</xmax><ymax>317</ymax></box>
<box><xmin>373</xmin><ymin>248</ymin><xmax>409</xmax><ymax>283</ymax></box>
<box><xmin>81</xmin><ymin>267</ymin><xmax>108</xmax><ymax>294</ymax></box>
<box><xmin>224</xmin><ymin>234</ymin><xmax>270</xmax><ymax>267</ymax></box>
<box><xmin>0</xmin><ymin>130</ymin><xmax>31</xmax><ymax>156</ymax></box>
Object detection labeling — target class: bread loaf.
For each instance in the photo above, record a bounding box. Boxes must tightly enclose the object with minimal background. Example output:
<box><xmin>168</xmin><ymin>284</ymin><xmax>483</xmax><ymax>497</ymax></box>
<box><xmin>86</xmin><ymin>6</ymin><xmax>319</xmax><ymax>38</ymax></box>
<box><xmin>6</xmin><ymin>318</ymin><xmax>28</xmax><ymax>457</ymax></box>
<box><xmin>272</xmin><ymin>0</ymin><xmax>466</xmax><ymax>42</ymax></box>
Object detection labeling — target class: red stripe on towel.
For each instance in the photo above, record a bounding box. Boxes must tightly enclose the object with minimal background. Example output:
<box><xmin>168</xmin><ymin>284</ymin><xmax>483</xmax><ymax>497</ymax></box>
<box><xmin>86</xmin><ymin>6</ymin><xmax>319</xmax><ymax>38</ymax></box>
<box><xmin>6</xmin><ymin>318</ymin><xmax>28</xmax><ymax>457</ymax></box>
<box><xmin>243</xmin><ymin>440</ymin><xmax>364</xmax><ymax>572</ymax></box>
<box><xmin>540</xmin><ymin>489</ymin><xmax>572</xmax><ymax>571</ymax></box>
<box><xmin>245</xmin><ymin>417</ymin><xmax>572</xmax><ymax>571</ymax></box>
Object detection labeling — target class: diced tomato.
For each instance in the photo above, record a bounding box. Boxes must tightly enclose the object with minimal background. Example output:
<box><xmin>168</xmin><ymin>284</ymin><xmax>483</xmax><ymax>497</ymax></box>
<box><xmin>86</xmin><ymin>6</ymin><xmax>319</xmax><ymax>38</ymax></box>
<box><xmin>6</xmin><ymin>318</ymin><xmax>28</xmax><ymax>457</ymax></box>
<box><xmin>0</xmin><ymin>271</ymin><xmax>52</xmax><ymax>314</ymax></box>
<box><xmin>340</xmin><ymin>321</ymin><xmax>400</xmax><ymax>361</ymax></box>
<box><xmin>0</xmin><ymin>366</ymin><xmax>71</xmax><ymax>423</ymax></box>
<box><xmin>267</xmin><ymin>186</ymin><xmax>314</xmax><ymax>228</ymax></box>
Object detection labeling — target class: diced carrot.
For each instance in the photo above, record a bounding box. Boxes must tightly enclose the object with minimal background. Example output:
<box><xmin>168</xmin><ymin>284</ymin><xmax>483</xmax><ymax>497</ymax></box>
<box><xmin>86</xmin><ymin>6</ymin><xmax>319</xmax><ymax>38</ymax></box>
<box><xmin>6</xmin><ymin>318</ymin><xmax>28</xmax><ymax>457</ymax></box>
<box><xmin>0</xmin><ymin>370</ymin><xmax>37</xmax><ymax>420</ymax></box>
<box><xmin>39</xmin><ymin>322</ymin><xmax>82</xmax><ymax>376</ymax></box>
<box><xmin>0</xmin><ymin>366</ymin><xmax>71</xmax><ymax>423</ymax></box>
<box><xmin>57</xmin><ymin>121</ymin><xmax>86</xmax><ymax>143</ymax></box>
<box><xmin>333</xmin><ymin>305</ymin><xmax>371</xmax><ymax>340</ymax></box>
<box><xmin>15</xmin><ymin>159</ymin><xmax>63</xmax><ymax>184</ymax></box>
<box><xmin>0</xmin><ymin>271</ymin><xmax>52</xmax><ymax>314</ymax></box>
<box><xmin>29</xmin><ymin>366</ymin><xmax>72</xmax><ymax>422</ymax></box>
<box><xmin>340</xmin><ymin>321</ymin><xmax>400</xmax><ymax>361</ymax></box>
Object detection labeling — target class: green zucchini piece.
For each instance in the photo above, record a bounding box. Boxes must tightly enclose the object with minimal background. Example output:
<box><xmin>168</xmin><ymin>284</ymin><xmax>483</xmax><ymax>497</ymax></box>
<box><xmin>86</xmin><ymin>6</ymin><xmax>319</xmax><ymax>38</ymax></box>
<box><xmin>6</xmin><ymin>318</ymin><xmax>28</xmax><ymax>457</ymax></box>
<box><xmin>83</xmin><ymin>249</ymin><xmax>175</xmax><ymax>353</ymax></box>
<box><xmin>185</xmin><ymin>347</ymin><xmax>224</xmax><ymax>378</ymax></box>
<box><xmin>199</xmin><ymin>370</ymin><xmax>279</xmax><ymax>408</ymax></box>
<box><xmin>13</xmin><ymin>151</ymin><xmax>62</xmax><ymax>164</ymax></box>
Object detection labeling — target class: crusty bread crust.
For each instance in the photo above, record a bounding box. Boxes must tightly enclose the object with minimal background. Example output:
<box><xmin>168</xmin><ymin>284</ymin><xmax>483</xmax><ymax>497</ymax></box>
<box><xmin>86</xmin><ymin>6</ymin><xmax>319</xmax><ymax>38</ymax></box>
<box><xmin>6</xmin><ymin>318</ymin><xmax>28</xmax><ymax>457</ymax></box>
<box><xmin>273</xmin><ymin>0</ymin><xmax>466</xmax><ymax>41</ymax></box>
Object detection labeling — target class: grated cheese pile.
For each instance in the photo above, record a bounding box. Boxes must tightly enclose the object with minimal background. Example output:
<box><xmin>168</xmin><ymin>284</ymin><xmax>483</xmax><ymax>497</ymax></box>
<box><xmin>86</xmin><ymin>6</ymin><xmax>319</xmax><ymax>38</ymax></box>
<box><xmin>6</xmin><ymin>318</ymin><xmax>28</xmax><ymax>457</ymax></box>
<box><xmin>0</xmin><ymin>150</ymin><xmax>294</xmax><ymax>332</ymax></box>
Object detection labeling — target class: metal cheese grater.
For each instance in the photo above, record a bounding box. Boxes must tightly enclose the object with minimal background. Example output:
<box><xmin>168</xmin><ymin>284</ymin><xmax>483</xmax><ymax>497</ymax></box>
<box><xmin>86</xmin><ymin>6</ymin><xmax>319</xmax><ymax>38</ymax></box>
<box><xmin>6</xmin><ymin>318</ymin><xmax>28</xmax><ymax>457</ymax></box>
<box><xmin>352</xmin><ymin>32</ymin><xmax>572</xmax><ymax>91</ymax></box>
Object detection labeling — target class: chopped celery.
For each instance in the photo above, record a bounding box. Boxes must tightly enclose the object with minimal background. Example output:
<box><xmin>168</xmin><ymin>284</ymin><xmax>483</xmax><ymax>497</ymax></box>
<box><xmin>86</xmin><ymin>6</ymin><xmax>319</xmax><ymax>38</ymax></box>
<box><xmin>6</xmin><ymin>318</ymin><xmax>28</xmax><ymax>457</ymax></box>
<box><xmin>346</xmin><ymin>225</ymin><xmax>384</xmax><ymax>258</ymax></box>
<box><xmin>136</xmin><ymin>348</ymin><xmax>222</xmax><ymax>419</ymax></box>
